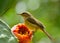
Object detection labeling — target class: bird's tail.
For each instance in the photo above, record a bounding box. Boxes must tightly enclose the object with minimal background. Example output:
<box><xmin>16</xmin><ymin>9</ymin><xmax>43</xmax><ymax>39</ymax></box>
<box><xmin>42</xmin><ymin>29</ymin><xmax>55</xmax><ymax>42</ymax></box>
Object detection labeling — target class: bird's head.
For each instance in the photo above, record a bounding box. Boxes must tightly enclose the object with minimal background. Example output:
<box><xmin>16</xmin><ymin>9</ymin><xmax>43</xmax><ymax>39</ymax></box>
<box><xmin>19</xmin><ymin>12</ymin><xmax>31</xmax><ymax>18</ymax></box>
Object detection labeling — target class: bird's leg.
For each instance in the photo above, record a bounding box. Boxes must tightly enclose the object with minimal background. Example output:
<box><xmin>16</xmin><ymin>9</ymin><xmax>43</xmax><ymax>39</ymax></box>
<box><xmin>31</xmin><ymin>28</ymin><xmax>38</xmax><ymax>35</ymax></box>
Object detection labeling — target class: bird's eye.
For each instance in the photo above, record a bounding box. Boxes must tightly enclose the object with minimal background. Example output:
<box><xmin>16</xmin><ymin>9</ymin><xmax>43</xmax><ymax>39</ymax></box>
<box><xmin>22</xmin><ymin>13</ymin><xmax>25</xmax><ymax>14</ymax></box>
<box><xmin>22</xmin><ymin>12</ymin><xmax>27</xmax><ymax>14</ymax></box>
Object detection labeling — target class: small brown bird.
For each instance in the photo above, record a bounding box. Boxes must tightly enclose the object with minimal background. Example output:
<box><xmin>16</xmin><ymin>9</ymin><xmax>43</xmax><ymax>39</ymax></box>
<box><xmin>19</xmin><ymin>12</ymin><xmax>54</xmax><ymax>41</ymax></box>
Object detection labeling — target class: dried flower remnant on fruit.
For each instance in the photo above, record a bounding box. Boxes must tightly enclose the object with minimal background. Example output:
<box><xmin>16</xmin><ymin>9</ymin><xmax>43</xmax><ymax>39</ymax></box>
<box><xmin>11</xmin><ymin>23</ymin><xmax>33</xmax><ymax>43</ymax></box>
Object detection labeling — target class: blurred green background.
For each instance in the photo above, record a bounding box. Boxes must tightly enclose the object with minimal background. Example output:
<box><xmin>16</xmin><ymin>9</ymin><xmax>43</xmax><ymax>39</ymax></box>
<box><xmin>0</xmin><ymin>0</ymin><xmax>60</xmax><ymax>43</ymax></box>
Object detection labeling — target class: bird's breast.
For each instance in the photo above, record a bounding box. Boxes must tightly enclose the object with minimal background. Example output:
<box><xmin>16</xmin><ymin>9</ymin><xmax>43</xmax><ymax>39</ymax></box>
<box><xmin>25</xmin><ymin>20</ymin><xmax>37</xmax><ymax>31</ymax></box>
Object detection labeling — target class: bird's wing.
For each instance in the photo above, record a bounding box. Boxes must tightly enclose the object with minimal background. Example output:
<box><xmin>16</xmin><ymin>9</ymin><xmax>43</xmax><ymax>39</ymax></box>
<box><xmin>26</xmin><ymin>17</ymin><xmax>45</xmax><ymax>29</ymax></box>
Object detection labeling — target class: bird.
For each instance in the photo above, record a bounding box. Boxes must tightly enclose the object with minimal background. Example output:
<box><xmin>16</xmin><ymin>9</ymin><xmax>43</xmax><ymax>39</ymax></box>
<box><xmin>18</xmin><ymin>11</ymin><xmax>54</xmax><ymax>42</ymax></box>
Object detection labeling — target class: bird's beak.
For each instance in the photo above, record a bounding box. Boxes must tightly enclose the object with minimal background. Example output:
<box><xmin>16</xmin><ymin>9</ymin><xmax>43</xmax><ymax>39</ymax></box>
<box><xmin>18</xmin><ymin>14</ymin><xmax>24</xmax><ymax>17</ymax></box>
<box><xmin>18</xmin><ymin>14</ymin><xmax>22</xmax><ymax>15</ymax></box>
